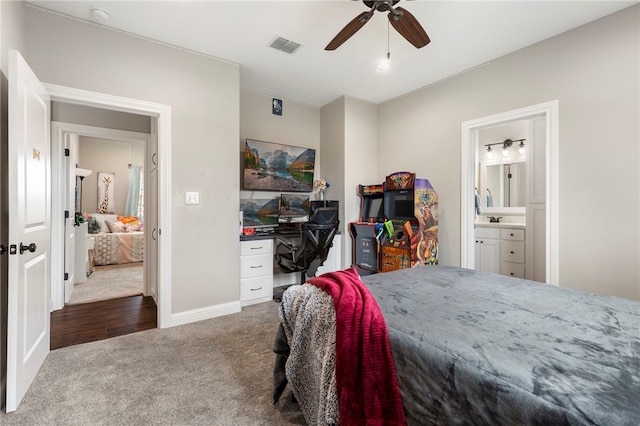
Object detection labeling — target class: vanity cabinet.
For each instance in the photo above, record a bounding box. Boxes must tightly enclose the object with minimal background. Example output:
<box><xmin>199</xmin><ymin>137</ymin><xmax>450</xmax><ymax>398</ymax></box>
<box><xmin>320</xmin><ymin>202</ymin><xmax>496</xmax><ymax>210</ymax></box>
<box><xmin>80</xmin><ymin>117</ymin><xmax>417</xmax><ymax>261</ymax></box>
<box><xmin>240</xmin><ymin>239</ymin><xmax>273</xmax><ymax>306</ymax></box>
<box><xmin>475</xmin><ymin>226</ymin><xmax>525</xmax><ymax>278</ymax></box>
<box><xmin>500</xmin><ymin>228</ymin><xmax>526</xmax><ymax>278</ymax></box>
<box><xmin>475</xmin><ymin>227</ymin><xmax>500</xmax><ymax>274</ymax></box>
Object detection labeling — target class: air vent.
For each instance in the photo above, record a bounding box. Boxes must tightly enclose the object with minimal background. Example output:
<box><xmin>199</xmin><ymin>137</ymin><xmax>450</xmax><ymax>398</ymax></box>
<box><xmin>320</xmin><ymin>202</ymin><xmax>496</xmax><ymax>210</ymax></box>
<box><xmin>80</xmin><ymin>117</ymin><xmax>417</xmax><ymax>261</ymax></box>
<box><xmin>269</xmin><ymin>36</ymin><xmax>302</xmax><ymax>54</ymax></box>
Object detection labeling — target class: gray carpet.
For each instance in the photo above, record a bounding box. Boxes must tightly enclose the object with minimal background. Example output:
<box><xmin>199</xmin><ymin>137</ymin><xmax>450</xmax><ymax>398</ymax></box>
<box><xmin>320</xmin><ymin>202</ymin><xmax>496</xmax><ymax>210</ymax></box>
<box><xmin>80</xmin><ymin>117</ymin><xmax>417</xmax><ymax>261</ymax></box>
<box><xmin>68</xmin><ymin>263</ymin><xmax>143</xmax><ymax>305</ymax></box>
<box><xmin>1</xmin><ymin>301</ymin><xmax>305</xmax><ymax>425</ymax></box>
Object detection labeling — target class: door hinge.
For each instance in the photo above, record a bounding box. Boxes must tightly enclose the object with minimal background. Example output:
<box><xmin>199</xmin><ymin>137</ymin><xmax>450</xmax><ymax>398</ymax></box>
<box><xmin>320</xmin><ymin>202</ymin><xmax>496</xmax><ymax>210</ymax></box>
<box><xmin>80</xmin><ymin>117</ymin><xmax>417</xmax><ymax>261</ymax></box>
<box><xmin>65</xmin><ymin>210</ymin><xmax>70</xmax><ymax>219</ymax></box>
<box><xmin>64</xmin><ymin>272</ymin><xmax>69</xmax><ymax>281</ymax></box>
<box><xmin>64</xmin><ymin>148</ymin><xmax>70</xmax><ymax>157</ymax></box>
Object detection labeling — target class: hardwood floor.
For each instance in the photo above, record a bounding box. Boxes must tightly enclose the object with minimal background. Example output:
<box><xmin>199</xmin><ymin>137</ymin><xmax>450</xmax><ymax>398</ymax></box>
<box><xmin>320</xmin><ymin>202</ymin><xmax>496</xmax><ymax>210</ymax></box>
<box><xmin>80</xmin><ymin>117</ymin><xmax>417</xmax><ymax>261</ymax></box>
<box><xmin>50</xmin><ymin>295</ymin><xmax>157</xmax><ymax>350</ymax></box>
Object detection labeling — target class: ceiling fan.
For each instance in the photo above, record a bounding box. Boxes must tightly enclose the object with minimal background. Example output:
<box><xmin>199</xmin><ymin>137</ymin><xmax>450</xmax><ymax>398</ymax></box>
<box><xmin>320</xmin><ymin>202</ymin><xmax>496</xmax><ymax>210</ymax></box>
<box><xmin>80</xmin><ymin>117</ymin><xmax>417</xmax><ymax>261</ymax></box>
<box><xmin>325</xmin><ymin>0</ymin><xmax>430</xmax><ymax>51</ymax></box>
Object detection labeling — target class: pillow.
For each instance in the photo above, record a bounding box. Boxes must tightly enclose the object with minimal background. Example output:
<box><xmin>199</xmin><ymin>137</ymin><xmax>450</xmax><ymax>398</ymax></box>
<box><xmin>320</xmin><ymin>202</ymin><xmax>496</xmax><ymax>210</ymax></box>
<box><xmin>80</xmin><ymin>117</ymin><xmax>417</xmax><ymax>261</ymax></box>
<box><xmin>106</xmin><ymin>220</ymin><xmax>126</xmax><ymax>233</ymax></box>
<box><xmin>124</xmin><ymin>223</ymin><xmax>140</xmax><ymax>233</ymax></box>
<box><xmin>90</xmin><ymin>213</ymin><xmax>119</xmax><ymax>233</ymax></box>
<box><xmin>118</xmin><ymin>216</ymin><xmax>142</xmax><ymax>231</ymax></box>
<box><xmin>87</xmin><ymin>217</ymin><xmax>102</xmax><ymax>234</ymax></box>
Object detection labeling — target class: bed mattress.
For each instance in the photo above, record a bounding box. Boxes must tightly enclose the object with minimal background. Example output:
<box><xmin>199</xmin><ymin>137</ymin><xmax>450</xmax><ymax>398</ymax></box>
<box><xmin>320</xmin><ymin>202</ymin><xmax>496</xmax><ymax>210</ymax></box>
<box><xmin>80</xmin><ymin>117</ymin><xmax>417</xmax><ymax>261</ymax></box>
<box><xmin>360</xmin><ymin>266</ymin><xmax>640</xmax><ymax>425</ymax></box>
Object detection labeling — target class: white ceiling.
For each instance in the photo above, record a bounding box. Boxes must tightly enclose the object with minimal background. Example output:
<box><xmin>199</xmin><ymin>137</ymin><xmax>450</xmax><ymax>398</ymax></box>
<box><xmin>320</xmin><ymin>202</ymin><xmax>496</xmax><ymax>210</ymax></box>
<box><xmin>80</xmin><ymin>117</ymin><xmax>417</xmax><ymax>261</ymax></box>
<box><xmin>27</xmin><ymin>0</ymin><xmax>637</xmax><ymax>107</ymax></box>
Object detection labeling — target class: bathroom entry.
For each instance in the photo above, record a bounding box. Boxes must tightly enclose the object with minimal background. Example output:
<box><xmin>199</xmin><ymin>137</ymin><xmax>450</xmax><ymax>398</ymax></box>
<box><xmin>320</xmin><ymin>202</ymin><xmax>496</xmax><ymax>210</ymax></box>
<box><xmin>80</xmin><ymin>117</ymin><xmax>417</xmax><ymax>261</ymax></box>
<box><xmin>461</xmin><ymin>101</ymin><xmax>559</xmax><ymax>285</ymax></box>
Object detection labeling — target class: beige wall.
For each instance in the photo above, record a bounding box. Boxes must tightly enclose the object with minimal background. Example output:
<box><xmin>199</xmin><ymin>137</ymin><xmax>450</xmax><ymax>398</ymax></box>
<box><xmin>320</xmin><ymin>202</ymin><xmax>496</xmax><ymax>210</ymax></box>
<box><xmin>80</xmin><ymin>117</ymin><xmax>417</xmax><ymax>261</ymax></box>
<box><xmin>25</xmin><ymin>5</ymin><xmax>241</xmax><ymax>313</ymax></box>
<box><xmin>239</xmin><ymin>90</ymin><xmax>320</xmax><ymax>201</ymax></box>
<box><xmin>78</xmin><ymin>137</ymin><xmax>145</xmax><ymax>215</ymax></box>
<box><xmin>377</xmin><ymin>5</ymin><xmax>639</xmax><ymax>300</ymax></box>
<box><xmin>319</xmin><ymin>96</ymin><xmax>379</xmax><ymax>269</ymax></box>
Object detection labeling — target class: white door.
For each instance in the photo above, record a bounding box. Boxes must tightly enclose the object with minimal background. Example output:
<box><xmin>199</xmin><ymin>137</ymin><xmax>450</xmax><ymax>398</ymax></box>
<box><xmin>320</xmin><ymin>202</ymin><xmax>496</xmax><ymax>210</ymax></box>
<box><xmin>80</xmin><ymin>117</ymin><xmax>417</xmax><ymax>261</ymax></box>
<box><xmin>64</xmin><ymin>133</ymin><xmax>77</xmax><ymax>303</ymax></box>
<box><xmin>6</xmin><ymin>50</ymin><xmax>51</xmax><ymax>412</ymax></box>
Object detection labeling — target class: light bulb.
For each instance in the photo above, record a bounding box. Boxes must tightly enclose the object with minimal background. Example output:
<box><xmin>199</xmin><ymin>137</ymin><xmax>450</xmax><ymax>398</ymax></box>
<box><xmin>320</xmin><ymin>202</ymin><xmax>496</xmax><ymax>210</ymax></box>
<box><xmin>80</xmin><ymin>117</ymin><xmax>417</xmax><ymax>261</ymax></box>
<box><xmin>502</xmin><ymin>147</ymin><xmax>510</xmax><ymax>157</ymax></box>
<box><xmin>518</xmin><ymin>141</ymin><xmax>526</xmax><ymax>155</ymax></box>
<box><xmin>377</xmin><ymin>60</ymin><xmax>390</xmax><ymax>70</ymax></box>
<box><xmin>377</xmin><ymin>51</ymin><xmax>391</xmax><ymax>70</ymax></box>
<box><xmin>486</xmin><ymin>147</ymin><xmax>494</xmax><ymax>158</ymax></box>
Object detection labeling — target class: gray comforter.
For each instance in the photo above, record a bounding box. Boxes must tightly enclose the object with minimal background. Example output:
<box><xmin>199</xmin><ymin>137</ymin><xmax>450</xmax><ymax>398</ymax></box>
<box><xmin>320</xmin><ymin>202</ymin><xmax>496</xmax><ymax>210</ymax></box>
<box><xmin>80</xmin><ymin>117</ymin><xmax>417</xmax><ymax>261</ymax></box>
<box><xmin>361</xmin><ymin>266</ymin><xmax>640</xmax><ymax>425</ymax></box>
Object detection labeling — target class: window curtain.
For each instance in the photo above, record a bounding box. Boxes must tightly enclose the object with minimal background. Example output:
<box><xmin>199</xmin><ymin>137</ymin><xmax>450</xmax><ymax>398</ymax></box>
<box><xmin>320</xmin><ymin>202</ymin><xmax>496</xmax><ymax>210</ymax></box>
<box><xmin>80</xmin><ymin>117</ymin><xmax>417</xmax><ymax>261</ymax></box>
<box><xmin>124</xmin><ymin>165</ymin><xmax>144</xmax><ymax>220</ymax></box>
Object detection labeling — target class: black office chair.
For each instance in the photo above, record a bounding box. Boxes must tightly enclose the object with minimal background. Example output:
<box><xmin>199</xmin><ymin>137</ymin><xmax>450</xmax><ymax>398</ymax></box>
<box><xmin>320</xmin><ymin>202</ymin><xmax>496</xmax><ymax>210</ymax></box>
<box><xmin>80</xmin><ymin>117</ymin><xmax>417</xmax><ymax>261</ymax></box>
<box><xmin>275</xmin><ymin>207</ymin><xmax>340</xmax><ymax>284</ymax></box>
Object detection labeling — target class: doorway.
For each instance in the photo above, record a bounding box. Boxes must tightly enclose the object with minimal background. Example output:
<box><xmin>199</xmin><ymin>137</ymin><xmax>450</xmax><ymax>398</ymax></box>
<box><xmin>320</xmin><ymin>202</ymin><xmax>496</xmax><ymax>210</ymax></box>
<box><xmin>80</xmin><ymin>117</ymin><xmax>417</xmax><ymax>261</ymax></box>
<box><xmin>51</xmin><ymin>122</ymin><xmax>152</xmax><ymax>309</ymax></box>
<box><xmin>460</xmin><ymin>100</ymin><xmax>559</xmax><ymax>285</ymax></box>
<box><xmin>45</xmin><ymin>83</ymin><xmax>172</xmax><ymax>328</ymax></box>
<box><xmin>50</xmin><ymin>122</ymin><xmax>156</xmax><ymax>348</ymax></box>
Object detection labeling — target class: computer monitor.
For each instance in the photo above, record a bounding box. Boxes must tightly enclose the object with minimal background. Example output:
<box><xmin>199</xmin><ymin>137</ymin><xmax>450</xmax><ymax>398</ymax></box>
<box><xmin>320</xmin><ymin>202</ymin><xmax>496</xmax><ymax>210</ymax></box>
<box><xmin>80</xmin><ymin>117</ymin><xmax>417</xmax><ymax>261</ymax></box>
<box><xmin>278</xmin><ymin>194</ymin><xmax>310</xmax><ymax>223</ymax></box>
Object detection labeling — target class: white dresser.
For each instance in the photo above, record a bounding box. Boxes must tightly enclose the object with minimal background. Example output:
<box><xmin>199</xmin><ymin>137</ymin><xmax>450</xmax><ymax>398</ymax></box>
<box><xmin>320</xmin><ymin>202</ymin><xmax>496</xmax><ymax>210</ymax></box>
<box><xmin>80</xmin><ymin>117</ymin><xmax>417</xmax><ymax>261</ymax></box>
<box><xmin>74</xmin><ymin>222</ymin><xmax>89</xmax><ymax>284</ymax></box>
<box><xmin>240</xmin><ymin>239</ymin><xmax>274</xmax><ymax>306</ymax></box>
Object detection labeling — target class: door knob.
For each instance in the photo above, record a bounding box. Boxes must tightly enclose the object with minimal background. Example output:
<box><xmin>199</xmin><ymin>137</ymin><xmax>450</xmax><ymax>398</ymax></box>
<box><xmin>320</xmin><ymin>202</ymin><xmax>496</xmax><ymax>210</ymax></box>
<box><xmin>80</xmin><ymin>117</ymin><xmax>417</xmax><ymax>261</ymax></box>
<box><xmin>0</xmin><ymin>245</ymin><xmax>7</xmax><ymax>255</ymax></box>
<box><xmin>19</xmin><ymin>242</ymin><xmax>37</xmax><ymax>254</ymax></box>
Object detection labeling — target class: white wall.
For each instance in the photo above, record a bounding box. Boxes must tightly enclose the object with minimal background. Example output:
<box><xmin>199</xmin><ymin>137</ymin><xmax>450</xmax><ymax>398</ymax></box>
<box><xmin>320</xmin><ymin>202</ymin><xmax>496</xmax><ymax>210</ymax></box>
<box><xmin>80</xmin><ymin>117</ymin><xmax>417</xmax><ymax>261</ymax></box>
<box><xmin>24</xmin><ymin>5</ymin><xmax>241</xmax><ymax>313</ymax></box>
<box><xmin>377</xmin><ymin>5</ymin><xmax>639</xmax><ymax>300</ymax></box>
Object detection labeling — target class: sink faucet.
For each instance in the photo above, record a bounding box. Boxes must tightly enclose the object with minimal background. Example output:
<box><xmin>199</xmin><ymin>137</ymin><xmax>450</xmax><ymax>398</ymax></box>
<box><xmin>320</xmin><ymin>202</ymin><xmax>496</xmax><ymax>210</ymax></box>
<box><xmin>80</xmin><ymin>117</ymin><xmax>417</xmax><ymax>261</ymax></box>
<box><xmin>489</xmin><ymin>216</ymin><xmax>502</xmax><ymax>223</ymax></box>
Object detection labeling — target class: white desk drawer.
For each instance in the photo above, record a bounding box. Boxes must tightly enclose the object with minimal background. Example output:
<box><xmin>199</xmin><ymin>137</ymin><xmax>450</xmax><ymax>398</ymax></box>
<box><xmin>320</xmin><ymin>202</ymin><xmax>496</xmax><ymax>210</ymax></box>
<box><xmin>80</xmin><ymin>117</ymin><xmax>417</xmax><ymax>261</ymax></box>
<box><xmin>241</xmin><ymin>276</ymin><xmax>272</xmax><ymax>301</ymax></box>
<box><xmin>240</xmin><ymin>253</ymin><xmax>272</xmax><ymax>278</ymax></box>
<box><xmin>501</xmin><ymin>241</ymin><xmax>525</xmax><ymax>264</ymax></box>
<box><xmin>240</xmin><ymin>239</ymin><xmax>272</xmax><ymax>256</ymax></box>
<box><xmin>500</xmin><ymin>228</ymin><xmax>525</xmax><ymax>241</ymax></box>
<box><xmin>501</xmin><ymin>262</ymin><xmax>525</xmax><ymax>279</ymax></box>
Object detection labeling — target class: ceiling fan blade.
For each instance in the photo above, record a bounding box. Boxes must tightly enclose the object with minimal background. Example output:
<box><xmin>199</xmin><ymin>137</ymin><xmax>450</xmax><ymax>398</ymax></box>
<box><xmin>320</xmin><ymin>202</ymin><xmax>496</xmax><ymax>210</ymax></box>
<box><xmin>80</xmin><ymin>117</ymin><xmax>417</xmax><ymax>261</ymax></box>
<box><xmin>325</xmin><ymin>11</ymin><xmax>373</xmax><ymax>51</ymax></box>
<box><xmin>388</xmin><ymin>6</ymin><xmax>430</xmax><ymax>48</ymax></box>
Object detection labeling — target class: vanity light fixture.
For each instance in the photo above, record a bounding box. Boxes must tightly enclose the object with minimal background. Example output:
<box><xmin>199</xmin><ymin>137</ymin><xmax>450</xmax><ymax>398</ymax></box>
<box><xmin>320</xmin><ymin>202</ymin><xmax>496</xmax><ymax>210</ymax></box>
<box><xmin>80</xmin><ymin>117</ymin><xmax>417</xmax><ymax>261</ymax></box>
<box><xmin>484</xmin><ymin>138</ymin><xmax>526</xmax><ymax>158</ymax></box>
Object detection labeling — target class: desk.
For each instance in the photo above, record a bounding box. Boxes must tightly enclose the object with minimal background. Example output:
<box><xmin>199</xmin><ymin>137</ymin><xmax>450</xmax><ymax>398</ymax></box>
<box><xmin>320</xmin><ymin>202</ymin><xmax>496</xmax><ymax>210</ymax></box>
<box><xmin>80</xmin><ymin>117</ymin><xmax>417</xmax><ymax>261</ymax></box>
<box><xmin>239</xmin><ymin>232</ymin><xmax>342</xmax><ymax>305</ymax></box>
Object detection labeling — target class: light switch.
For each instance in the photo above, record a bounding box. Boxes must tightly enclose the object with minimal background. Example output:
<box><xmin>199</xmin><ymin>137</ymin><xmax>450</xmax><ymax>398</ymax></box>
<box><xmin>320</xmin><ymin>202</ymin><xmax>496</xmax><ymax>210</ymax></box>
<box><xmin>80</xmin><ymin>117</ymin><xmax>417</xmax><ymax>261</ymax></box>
<box><xmin>185</xmin><ymin>191</ymin><xmax>199</xmax><ymax>205</ymax></box>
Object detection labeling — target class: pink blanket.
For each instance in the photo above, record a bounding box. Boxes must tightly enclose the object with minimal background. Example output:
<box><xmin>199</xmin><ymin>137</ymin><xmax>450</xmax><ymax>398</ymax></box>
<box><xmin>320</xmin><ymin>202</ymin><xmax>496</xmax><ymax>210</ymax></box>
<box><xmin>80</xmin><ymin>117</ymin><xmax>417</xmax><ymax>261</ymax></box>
<box><xmin>308</xmin><ymin>268</ymin><xmax>406</xmax><ymax>425</ymax></box>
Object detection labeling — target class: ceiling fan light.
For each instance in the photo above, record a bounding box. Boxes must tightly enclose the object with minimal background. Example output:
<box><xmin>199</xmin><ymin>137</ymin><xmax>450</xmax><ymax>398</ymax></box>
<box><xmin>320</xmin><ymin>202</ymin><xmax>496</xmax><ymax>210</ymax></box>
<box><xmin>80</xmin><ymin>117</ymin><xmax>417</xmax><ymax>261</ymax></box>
<box><xmin>377</xmin><ymin>60</ymin><xmax>390</xmax><ymax>70</ymax></box>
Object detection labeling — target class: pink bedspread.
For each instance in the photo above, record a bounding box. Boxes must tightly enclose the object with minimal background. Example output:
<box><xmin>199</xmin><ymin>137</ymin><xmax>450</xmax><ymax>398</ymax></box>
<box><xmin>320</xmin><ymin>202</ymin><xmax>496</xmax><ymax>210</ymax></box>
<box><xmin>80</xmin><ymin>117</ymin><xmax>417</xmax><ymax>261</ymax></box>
<box><xmin>308</xmin><ymin>268</ymin><xmax>407</xmax><ymax>425</ymax></box>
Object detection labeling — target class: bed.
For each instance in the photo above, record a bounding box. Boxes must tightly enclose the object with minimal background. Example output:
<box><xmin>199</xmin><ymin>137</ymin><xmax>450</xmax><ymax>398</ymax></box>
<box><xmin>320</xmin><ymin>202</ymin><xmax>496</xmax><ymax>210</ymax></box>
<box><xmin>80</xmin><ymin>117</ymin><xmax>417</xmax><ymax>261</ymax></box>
<box><xmin>274</xmin><ymin>266</ymin><xmax>640</xmax><ymax>425</ymax></box>
<box><xmin>88</xmin><ymin>213</ymin><xmax>144</xmax><ymax>266</ymax></box>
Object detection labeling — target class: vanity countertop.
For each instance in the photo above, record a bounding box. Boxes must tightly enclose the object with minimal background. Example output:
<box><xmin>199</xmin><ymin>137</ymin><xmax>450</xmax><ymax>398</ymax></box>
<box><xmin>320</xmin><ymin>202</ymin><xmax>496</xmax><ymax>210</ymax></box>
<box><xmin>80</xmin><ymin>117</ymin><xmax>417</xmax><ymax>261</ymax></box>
<box><xmin>475</xmin><ymin>222</ymin><xmax>526</xmax><ymax>229</ymax></box>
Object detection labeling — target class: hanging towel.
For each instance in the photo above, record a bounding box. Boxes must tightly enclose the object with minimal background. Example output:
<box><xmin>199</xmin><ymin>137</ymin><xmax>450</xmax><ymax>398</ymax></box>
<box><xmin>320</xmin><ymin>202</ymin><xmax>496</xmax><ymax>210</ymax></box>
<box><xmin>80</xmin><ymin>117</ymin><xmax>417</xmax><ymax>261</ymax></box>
<box><xmin>486</xmin><ymin>190</ymin><xmax>494</xmax><ymax>208</ymax></box>
<box><xmin>475</xmin><ymin>193</ymin><xmax>482</xmax><ymax>215</ymax></box>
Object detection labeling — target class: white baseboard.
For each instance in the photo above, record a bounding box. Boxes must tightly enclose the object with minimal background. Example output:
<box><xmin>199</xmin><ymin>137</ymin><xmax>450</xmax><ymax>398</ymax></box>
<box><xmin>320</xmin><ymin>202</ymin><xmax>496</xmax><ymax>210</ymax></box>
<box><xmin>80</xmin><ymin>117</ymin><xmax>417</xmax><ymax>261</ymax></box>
<box><xmin>168</xmin><ymin>301</ymin><xmax>242</xmax><ymax>328</ymax></box>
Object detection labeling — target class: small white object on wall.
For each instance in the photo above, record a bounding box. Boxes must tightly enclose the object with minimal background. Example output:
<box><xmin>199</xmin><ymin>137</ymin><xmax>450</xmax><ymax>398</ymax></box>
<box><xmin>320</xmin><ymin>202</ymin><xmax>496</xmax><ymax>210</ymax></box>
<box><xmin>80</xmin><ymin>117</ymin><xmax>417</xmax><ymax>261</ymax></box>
<box><xmin>185</xmin><ymin>191</ymin><xmax>199</xmax><ymax>205</ymax></box>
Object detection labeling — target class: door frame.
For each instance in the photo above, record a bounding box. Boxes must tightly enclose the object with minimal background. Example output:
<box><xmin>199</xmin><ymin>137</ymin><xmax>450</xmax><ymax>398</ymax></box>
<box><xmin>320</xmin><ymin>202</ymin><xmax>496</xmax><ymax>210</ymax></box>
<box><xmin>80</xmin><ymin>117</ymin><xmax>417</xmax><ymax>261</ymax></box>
<box><xmin>51</xmin><ymin>122</ymin><xmax>152</xmax><ymax>310</ymax></box>
<box><xmin>45</xmin><ymin>83</ymin><xmax>173</xmax><ymax>328</ymax></box>
<box><xmin>460</xmin><ymin>100</ymin><xmax>559</xmax><ymax>285</ymax></box>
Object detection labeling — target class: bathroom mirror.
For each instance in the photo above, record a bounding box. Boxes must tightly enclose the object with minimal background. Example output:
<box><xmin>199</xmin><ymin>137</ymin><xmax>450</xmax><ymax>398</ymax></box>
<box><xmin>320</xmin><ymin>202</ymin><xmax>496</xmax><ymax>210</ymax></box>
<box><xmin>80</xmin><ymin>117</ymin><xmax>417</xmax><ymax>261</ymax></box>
<box><xmin>480</xmin><ymin>159</ymin><xmax>526</xmax><ymax>212</ymax></box>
